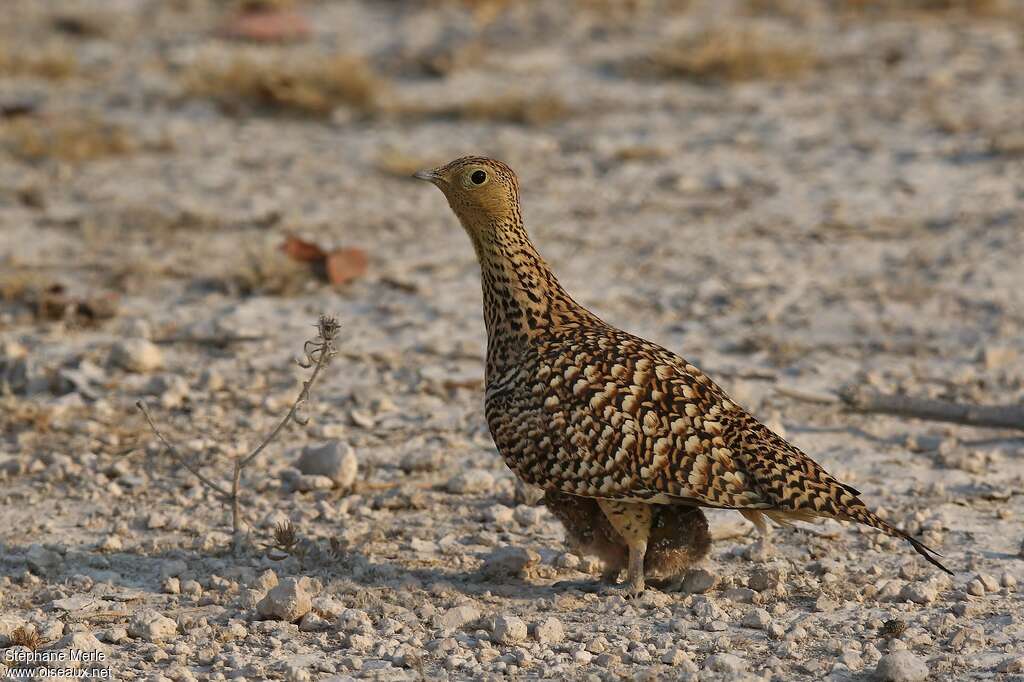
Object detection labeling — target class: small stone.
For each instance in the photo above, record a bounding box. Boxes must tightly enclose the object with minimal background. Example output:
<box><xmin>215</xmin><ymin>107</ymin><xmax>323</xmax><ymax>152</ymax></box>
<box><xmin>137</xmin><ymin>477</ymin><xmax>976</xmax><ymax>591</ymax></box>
<box><xmin>298</xmin><ymin>611</ymin><xmax>328</xmax><ymax>632</ymax></box>
<box><xmin>1000</xmin><ymin>572</ymin><xmax>1017</xmax><ymax>589</ymax></box>
<box><xmin>977</xmin><ymin>574</ymin><xmax>999</xmax><ymax>593</ymax></box>
<box><xmin>679</xmin><ymin>568</ymin><xmax>716</xmax><ymax>594</ymax></box>
<box><xmin>480</xmin><ymin>547</ymin><xmax>540</xmax><ymax>580</ymax></box>
<box><xmin>966</xmin><ymin>579</ymin><xmax>985</xmax><ymax>597</ymax></box>
<box><xmin>162</xmin><ymin>577</ymin><xmax>180</xmax><ymax>594</ymax></box>
<box><xmin>722</xmin><ymin>587</ymin><xmax>756</xmax><ymax>603</ymax></box>
<box><xmin>839</xmin><ymin>649</ymin><xmax>863</xmax><ymax>671</ymax></box>
<box><xmin>741</xmin><ymin>608</ymin><xmax>771</xmax><ymax>630</ymax></box>
<box><xmin>493</xmin><ymin>615</ymin><xmax>527</xmax><ymax>644</ymax></box>
<box><xmin>661</xmin><ymin>648</ymin><xmax>696</xmax><ymax>669</ymax></box>
<box><xmin>814</xmin><ymin>595</ymin><xmax>838</xmax><ymax>612</ymax></box>
<box><xmin>254</xmin><ymin>569</ymin><xmax>279</xmax><ymax>590</ymax></box>
<box><xmin>874</xmin><ymin>650</ymin><xmax>929</xmax><ymax>682</ymax></box>
<box><xmin>25</xmin><ymin>544</ymin><xmax>62</xmax><ymax>574</ymax></box>
<box><xmin>181</xmin><ymin>580</ymin><xmax>202</xmax><ymax>597</ymax></box>
<box><xmin>446</xmin><ymin>469</ymin><xmax>495</xmax><ymax>494</ymax></box>
<box><xmin>437</xmin><ymin>604</ymin><xmax>481</xmax><ymax>631</ymax></box>
<box><xmin>47</xmin><ymin>631</ymin><xmax>109</xmax><ymax>658</ymax></box>
<box><xmin>294</xmin><ymin>474</ymin><xmax>335</xmax><ymax>492</ymax></box>
<box><xmin>109</xmin><ymin>339</ymin><xmax>163</xmax><ymax>373</ymax></box>
<box><xmin>295</xmin><ymin>441</ymin><xmax>358</xmax><ymax>489</ymax></box>
<box><xmin>899</xmin><ymin>582</ymin><xmax>938</xmax><ymax>605</ymax></box>
<box><xmin>145</xmin><ymin>374</ymin><xmax>190</xmax><ymax>408</ymax></box>
<box><xmin>159</xmin><ymin>558</ymin><xmax>188</xmax><ymax>579</ymax></box>
<box><xmin>512</xmin><ymin>505</ymin><xmax>543</xmax><ymax>526</ymax></box>
<box><xmin>256</xmin><ymin>577</ymin><xmax>313</xmax><ymax>622</ymax></box>
<box><xmin>705</xmin><ymin>652</ymin><xmax>746</xmax><ymax>673</ymax></box>
<box><xmin>128</xmin><ymin>609</ymin><xmax>178</xmax><ymax>641</ymax></box>
<box><xmin>555</xmin><ymin>553</ymin><xmax>580</xmax><ymax>570</ymax></box>
<box><xmin>748</xmin><ymin>567</ymin><xmax>785</xmax><ymax>592</ymax></box>
<box><xmin>485</xmin><ymin>505</ymin><xmax>515</xmax><ymax>527</ymax></box>
<box><xmin>533</xmin><ymin>617</ymin><xmax>564</xmax><ymax>644</ymax></box>
<box><xmin>99</xmin><ymin>534</ymin><xmax>123</xmax><ymax>552</ymax></box>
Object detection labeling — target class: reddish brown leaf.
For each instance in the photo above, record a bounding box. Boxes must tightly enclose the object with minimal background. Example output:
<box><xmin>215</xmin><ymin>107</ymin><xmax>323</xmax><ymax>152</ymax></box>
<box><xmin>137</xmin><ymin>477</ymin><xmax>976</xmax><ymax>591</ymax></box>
<box><xmin>325</xmin><ymin>248</ymin><xmax>368</xmax><ymax>286</ymax></box>
<box><xmin>280</xmin><ymin>235</ymin><xmax>326</xmax><ymax>263</ymax></box>
<box><xmin>220</xmin><ymin>9</ymin><xmax>312</xmax><ymax>44</ymax></box>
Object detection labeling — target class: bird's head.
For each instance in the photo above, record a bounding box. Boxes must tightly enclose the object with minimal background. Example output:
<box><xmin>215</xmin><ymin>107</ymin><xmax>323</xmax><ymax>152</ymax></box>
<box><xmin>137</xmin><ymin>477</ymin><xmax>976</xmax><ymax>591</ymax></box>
<box><xmin>414</xmin><ymin>156</ymin><xmax>522</xmax><ymax>237</ymax></box>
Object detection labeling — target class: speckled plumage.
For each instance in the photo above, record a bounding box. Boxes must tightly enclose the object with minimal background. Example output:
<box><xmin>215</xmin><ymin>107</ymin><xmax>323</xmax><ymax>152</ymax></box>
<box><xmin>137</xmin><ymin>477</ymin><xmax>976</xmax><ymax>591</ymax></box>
<box><xmin>416</xmin><ymin>156</ymin><xmax>952</xmax><ymax>592</ymax></box>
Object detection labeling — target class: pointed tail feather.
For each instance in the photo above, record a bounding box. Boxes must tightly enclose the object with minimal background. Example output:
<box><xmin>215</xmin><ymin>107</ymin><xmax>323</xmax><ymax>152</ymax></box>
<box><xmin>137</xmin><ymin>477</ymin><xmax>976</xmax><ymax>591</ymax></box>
<box><xmin>844</xmin><ymin>506</ymin><xmax>953</xmax><ymax>576</ymax></box>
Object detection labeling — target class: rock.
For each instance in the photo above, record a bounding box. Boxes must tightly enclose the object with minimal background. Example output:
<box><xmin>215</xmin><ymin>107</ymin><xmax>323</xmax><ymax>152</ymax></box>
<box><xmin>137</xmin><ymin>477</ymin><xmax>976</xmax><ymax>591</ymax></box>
<box><xmin>493</xmin><ymin>615</ymin><xmax>527</xmax><ymax>644</ymax></box>
<box><xmin>1001</xmin><ymin>572</ymin><xmax>1017</xmax><ymax>589</ymax></box>
<box><xmin>180</xmin><ymin>580</ymin><xmax>202</xmax><ymax>597</ymax></box>
<box><xmin>295</xmin><ymin>441</ymin><xmax>358</xmax><ymax>489</ymax></box>
<box><xmin>162</xmin><ymin>577</ymin><xmax>180</xmax><ymax>594</ymax></box>
<box><xmin>109</xmin><ymin>339</ymin><xmax>163</xmax><ymax>373</ymax></box>
<box><xmin>661</xmin><ymin>648</ymin><xmax>696</xmax><ymax>669</ymax></box>
<box><xmin>446</xmin><ymin>469</ymin><xmax>495</xmax><ymax>494</ymax></box>
<box><xmin>128</xmin><ymin>609</ymin><xmax>178</xmax><ymax>641</ymax></box>
<box><xmin>533</xmin><ymin>617</ymin><xmax>564</xmax><ymax>644</ymax></box>
<box><xmin>966</xmin><ymin>579</ymin><xmax>985</xmax><ymax>597</ymax></box>
<box><xmin>748</xmin><ymin>567</ymin><xmax>785</xmax><ymax>592</ymax></box>
<box><xmin>512</xmin><ymin>505</ymin><xmax>544</xmax><ymax>526</ymax></box>
<box><xmin>680</xmin><ymin>568</ymin><xmax>717</xmax><ymax>594</ymax></box>
<box><xmin>47</xmin><ymin>631</ymin><xmax>109</xmax><ymax>658</ymax></box>
<box><xmin>158</xmin><ymin>558</ymin><xmax>188</xmax><ymax>579</ymax></box>
<box><xmin>254</xmin><ymin>569</ymin><xmax>279</xmax><ymax>590</ymax></box>
<box><xmin>705</xmin><ymin>652</ymin><xmax>746</xmax><ymax>673</ymax></box>
<box><xmin>741</xmin><ymin>608</ymin><xmax>771</xmax><ymax>629</ymax></box>
<box><xmin>437</xmin><ymin>604</ymin><xmax>481</xmax><ymax>631</ymax></box>
<box><xmin>814</xmin><ymin>595</ymin><xmax>838</xmax><ymax>612</ymax></box>
<box><xmin>480</xmin><ymin>546</ymin><xmax>540</xmax><ymax>580</ymax></box>
<box><xmin>899</xmin><ymin>582</ymin><xmax>938</xmax><ymax>605</ymax></box>
<box><xmin>977</xmin><ymin>574</ymin><xmax>1000</xmax><ymax>593</ymax></box>
<box><xmin>145</xmin><ymin>374</ymin><xmax>190</xmax><ymax>408</ymax></box>
<box><xmin>299</xmin><ymin>611</ymin><xmax>328</xmax><ymax>632</ymax></box>
<box><xmin>555</xmin><ymin>552</ymin><xmax>580</xmax><ymax>570</ymax></box>
<box><xmin>293</xmin><ymin>474</ymin><xmax>335</xmax><ymax>492</ymax></box>
<box><xmin>874</xmin><ymin>651</ymin><xmax>929</xmax><ymax>682</ymax></box>
<box><xmin>722</xmin><ymin>587</ymin><xmax>756</xmax><ymax>603</ymax></box>
<box><xmin>257</xmin><ymin>578</ymin><xmax>313</xmax><ymax>622</ymax></box>
<box><xmin>25</xmin><ymin>544</ymin><xmax>62</xmax><ymax>574</ymax></box>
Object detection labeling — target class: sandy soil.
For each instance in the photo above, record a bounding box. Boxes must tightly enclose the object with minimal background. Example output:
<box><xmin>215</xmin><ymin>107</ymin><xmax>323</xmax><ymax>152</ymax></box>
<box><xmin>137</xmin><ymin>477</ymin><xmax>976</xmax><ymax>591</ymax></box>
<box><xmin>1</xmin><ymin>1</ymin><xmax>1023</xmax><ymax>680</ymax></box>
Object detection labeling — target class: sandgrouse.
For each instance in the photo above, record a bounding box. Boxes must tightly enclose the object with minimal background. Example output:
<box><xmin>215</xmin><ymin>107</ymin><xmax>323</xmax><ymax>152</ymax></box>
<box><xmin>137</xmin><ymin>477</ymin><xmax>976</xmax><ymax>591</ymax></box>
<box><xmin>415</xmin><ymin>155</ymin><xmax>952</xmax><ymax>594</ymax></box>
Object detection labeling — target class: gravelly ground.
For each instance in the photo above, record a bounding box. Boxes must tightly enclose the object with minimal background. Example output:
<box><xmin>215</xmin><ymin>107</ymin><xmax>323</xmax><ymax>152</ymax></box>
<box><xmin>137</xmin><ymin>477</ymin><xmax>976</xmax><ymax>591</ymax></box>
<box><xmin>1</xmin><ymin>1</ymin><xmax>1023</xmax><ymax>680</ymax></box>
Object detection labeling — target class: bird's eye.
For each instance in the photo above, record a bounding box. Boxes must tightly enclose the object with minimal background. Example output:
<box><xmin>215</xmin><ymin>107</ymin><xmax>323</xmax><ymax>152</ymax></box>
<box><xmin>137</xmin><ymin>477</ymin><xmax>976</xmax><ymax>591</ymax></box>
<box><xmin>470</xmin><ymin>170</ymin><xmax>487</xmax><ymax>185</ymax></box>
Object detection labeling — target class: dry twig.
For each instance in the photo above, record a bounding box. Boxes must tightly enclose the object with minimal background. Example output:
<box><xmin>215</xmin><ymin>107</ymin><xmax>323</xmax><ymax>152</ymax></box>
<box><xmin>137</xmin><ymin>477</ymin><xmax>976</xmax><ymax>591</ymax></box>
<box><xmin>838</xmin><ymin>385</ymin><xmax>1024</xmax><ymax>431</ymax></box>
<box><xmin>774</xmin><ymin>382</ymin><xmax>1024</xmax><ymax>431</ymax></box>
<box><xmin>137</xmin><ymin>314</ymin><xmax>340</xmax><ymax>551</ymax></box>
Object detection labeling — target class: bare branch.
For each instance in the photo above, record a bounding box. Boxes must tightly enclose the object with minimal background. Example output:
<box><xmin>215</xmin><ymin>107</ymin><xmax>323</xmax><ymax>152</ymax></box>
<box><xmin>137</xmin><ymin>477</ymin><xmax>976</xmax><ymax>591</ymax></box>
<box><xmin>838</xmin><ymin>385</ymin><xmax>1024</xmax><ymax>431</ymax></box>
<box><xmin>136</xmin><ymin>400</ymin><xmax>231</xmax><ymax>498</ymax></box>
<box><xmin>237</xmin><ymin>315</ymin><xmax>338</xmax><ymax>470</ymax></box>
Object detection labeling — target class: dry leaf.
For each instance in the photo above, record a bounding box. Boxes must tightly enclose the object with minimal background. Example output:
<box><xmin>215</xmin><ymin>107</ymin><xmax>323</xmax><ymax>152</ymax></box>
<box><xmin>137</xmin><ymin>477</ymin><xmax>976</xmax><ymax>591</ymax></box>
<box><xmin>325</xmin><ymin>248</ymin><xmax>368</xmax><ymax>286</ymax></box>
<box><xmin>220</xmin><ymin>9</ymin><xmax>312</xmax><ymax>43</ymax></box>
<box><xmin>280</xmin><ymin>234</ymin><xmax>326</xmax><ymax>263</ymax></box>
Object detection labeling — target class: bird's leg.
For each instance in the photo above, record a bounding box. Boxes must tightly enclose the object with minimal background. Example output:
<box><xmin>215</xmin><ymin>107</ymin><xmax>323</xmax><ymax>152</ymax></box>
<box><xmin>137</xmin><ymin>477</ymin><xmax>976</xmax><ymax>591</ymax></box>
<box><xmin>597</xmin><ymin>499</ymin><xmax>652</xmax><ymax>596</ymax></box>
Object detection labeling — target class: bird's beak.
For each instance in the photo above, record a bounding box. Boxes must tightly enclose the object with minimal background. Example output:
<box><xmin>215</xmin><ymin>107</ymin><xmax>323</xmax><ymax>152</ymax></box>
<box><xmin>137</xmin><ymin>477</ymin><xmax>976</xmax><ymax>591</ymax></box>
<box><xmin>413</xmin><ymin>168</ymin><xmax>441</xmax><ymax>184</ymax></box>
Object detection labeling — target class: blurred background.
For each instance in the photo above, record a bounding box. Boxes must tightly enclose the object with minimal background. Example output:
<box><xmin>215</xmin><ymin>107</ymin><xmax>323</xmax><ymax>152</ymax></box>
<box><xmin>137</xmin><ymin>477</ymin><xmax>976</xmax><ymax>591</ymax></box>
<box><xmin>1</xmin><ymin>0</ymin><xmax>1022</xmax><ymax>461</ymax></box>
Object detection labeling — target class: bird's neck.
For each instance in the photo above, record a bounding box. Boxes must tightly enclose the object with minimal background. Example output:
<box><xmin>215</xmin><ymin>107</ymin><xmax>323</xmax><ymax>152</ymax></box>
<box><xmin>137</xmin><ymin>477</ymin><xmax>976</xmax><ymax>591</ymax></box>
<box><xmin>469</xmin><ymin>219</ymin><xmax>595</xmax><ymax>375</ymax></box>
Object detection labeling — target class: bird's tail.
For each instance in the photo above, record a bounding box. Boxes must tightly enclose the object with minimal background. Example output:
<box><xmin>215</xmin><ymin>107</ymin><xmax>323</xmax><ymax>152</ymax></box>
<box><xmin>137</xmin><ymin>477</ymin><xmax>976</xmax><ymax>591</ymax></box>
<box><xmin>842</xmin><ymin>505</ymin><xmax>953</xmax><ymax>576</ymax></box>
